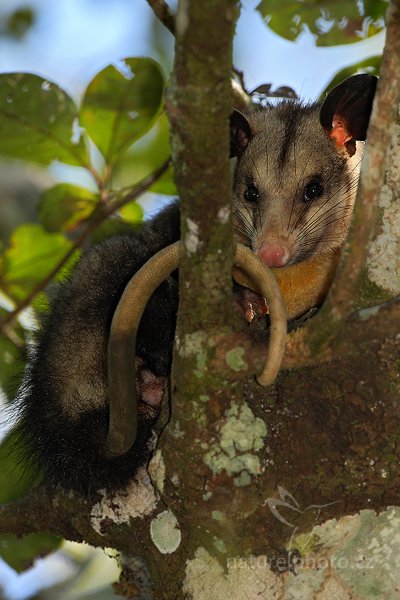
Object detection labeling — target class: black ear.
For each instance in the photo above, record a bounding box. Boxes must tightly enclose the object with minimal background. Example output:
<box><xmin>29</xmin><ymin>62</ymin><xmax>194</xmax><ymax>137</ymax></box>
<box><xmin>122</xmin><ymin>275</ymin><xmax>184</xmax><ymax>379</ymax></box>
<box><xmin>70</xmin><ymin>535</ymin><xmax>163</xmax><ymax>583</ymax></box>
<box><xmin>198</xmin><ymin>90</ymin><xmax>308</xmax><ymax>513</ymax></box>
<box><xmin>230</xmin><ymin>110</ymin><xmax>252</xmax><ymax>158</ymax></box>
<box><xmin>320</xmin><ymin>74</ymin><xmax>378</xmax><ymax>145</ymax></box>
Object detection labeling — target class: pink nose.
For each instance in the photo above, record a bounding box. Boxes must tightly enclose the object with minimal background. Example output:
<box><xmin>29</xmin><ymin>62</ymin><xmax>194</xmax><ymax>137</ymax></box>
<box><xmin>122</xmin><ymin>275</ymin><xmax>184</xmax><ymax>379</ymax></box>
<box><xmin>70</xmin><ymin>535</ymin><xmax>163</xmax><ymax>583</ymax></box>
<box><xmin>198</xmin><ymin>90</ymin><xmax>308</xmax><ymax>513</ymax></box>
<box><xmin>257</xmin><ymin>242</ymin><xmax>290</xmax><ymax>267</ymax></box>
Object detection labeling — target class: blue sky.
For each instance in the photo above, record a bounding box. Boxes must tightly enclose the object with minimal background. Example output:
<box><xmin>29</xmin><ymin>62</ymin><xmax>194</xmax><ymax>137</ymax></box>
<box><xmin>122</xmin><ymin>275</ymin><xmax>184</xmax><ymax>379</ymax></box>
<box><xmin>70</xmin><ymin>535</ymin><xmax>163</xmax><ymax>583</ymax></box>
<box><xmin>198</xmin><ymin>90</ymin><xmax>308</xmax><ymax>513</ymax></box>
<box><xmin>0</xmin><ymin>0</ymin><xmax>384</xmax><ymax>101</ymax></box>
<box><xmin>0</xmin><ymin>0</ymin><xmax>384</xmax><ymax>204</ymax></box>
<box><xmin>0</xmin><ymin>0</ymin><xmax>162</xmax><ymax>99</ymax></box>
<box><xmin>235</xmin><ymin>0</ymin><xmax>384</xmax><ymax>98</ymax></box>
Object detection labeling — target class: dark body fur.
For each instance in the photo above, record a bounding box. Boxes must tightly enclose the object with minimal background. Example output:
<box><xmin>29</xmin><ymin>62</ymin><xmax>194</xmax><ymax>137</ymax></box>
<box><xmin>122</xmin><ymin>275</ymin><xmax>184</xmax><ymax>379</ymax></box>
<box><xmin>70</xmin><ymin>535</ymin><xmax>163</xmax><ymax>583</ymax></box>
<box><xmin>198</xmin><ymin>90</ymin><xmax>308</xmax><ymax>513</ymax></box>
<box><xmin>17</xmin><ymin>203</ymin><xmax>180</xmax><ymax>493</ymax></box>
<box><xmin>16</xmin><ymin>74</ymin><xmax>376</xmax><ymax>495</ymax></box>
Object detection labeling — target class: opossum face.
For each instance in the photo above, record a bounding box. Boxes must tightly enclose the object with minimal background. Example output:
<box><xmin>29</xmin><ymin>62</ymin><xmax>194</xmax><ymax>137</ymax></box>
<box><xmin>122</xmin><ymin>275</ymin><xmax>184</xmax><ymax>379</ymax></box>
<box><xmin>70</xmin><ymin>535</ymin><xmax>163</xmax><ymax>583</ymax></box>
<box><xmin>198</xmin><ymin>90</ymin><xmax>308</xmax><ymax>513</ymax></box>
<box><xmin>232</xmin><ymin>103</ymin><xmax>363</xmax><ymax>266</ymax></box>
<box><xmin>231</xmin><ymin>74</ymin><xmax>377</xmax><ymax>268</ymax></box>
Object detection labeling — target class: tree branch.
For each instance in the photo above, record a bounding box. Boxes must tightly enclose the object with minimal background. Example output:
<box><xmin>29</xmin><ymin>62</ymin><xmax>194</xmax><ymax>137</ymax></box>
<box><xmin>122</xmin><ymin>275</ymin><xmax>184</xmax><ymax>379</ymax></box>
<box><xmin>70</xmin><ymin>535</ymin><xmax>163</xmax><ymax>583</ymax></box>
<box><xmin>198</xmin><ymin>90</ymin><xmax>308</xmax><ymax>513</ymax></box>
<box><xmin>293</xmin><ymin>0</ymin><xmax>400</xmax><ymax>359</ymax></box>
<box><xmin>146</xmin><ymin>0</ymin><xmax>175</xmax><ymax>35</ymax></box>
<box><xmin>0</xmin><ymin>158</ymin><xmax>170</xmax><ymax>333</ymax></box>
<box><xmin>322</xmin><ymin>0</ymin><xmax>400</xmax><ymax>321</ymax></box>
<box><xmin>0</xmin><ymin>475</ymin><xmax>161</xmax><ymax>556</ymax></box>
<box><xmin>282</xmin><ymin>296</ymin><xmax>400</xmax><ymax>369</ymax></box>
<box><xmin>0</xmin><ymin>486</ymin><xmax>98</xmax><ymax>543</ymax></box>
<box><xmin>146</xmin><ymin>0</ymin><xmax>252</xmax><ymax>113</ymax></box>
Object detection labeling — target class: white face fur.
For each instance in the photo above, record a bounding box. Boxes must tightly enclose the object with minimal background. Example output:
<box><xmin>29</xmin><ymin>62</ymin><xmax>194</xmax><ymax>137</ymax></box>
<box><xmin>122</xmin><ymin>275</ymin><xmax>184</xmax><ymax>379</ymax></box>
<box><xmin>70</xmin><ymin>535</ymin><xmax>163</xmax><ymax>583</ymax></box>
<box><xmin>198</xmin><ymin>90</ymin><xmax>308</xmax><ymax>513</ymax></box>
<box><xmin>232</xmin><ymin>103</ymin><xmax>364</xmax><ymax>268</ymax></box>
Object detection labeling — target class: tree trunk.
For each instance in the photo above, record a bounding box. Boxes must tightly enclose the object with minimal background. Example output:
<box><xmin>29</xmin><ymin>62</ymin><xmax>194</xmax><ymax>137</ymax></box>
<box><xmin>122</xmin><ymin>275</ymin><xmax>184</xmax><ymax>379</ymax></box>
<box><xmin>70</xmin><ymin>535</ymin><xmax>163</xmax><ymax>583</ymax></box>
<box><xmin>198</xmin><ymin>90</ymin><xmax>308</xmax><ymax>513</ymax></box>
<box><xmin>143</xmin><ymin>0</ymin><xmax>400</xmax><ymax>597</ymax></box>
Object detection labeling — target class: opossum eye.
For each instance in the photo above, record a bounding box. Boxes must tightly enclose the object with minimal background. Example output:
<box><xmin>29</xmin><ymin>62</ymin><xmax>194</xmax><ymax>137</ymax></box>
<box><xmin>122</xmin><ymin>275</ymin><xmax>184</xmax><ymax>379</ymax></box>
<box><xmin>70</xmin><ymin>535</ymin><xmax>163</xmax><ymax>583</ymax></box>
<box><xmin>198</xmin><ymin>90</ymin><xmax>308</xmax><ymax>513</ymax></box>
<box><xmin>244</xmin><ymin>184</ymin><xmax>259</xmax><ymax>203</ymax></box>
<box><xmin>304</xmin><ymin>180</ymin><xmax>323</xmax><ymax>202</ymax></box>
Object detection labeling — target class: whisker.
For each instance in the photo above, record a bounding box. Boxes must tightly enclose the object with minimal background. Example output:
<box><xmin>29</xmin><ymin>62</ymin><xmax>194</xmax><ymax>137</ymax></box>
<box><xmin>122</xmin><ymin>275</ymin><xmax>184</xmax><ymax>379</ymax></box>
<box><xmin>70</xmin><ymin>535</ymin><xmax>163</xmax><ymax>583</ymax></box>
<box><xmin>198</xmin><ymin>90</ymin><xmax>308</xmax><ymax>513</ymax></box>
<box><xmin>297</xmin><ymin>215</ymin><xmax>354</xmax><ymax>243</ymax></box>
<box><xmin>296</xmin><ymin>207</ymin><xmax>354</xmax><ymax>243</ymax></box>
<box><xmin>296</xmin><ymin>200</ymin><xmax>353</xmax><ymax>241</ymax></box>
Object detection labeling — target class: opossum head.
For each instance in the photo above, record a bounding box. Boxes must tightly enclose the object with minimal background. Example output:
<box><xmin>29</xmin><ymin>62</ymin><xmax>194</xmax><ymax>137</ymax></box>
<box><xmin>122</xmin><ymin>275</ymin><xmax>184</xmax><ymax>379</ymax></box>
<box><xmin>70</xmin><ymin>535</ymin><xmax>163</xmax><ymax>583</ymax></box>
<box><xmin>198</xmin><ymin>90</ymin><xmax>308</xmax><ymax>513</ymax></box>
<box><xmin>231</xmin><ymin>74</ymin><xmax>377</xmax><ymax>267</ymax></box>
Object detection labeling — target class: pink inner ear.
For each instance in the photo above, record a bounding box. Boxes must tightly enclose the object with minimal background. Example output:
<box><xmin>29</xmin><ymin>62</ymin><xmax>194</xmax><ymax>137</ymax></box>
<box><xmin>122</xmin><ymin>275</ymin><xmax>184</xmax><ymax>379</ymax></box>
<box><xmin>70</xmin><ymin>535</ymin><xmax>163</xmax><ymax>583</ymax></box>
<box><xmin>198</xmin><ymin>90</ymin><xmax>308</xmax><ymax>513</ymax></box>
<box><xmin>236</xmin><ymin>127</ymin><xmax>249</xmax><ymax>149</ymax></box>
<box><xmin>330</xmin><ymin>115</ymin><xmax>352</xmax><ymax>147</ymax></box>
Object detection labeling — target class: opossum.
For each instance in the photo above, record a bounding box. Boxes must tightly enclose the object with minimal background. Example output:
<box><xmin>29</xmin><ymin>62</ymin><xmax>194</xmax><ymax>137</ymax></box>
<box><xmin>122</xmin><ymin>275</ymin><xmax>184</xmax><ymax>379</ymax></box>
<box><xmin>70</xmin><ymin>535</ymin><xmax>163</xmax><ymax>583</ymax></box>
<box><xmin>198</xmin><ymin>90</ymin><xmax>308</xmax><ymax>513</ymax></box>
<box><xmin>15</xmin><ymin>74</ymin><xmax>377</xmax><ymax>494</ymax></box>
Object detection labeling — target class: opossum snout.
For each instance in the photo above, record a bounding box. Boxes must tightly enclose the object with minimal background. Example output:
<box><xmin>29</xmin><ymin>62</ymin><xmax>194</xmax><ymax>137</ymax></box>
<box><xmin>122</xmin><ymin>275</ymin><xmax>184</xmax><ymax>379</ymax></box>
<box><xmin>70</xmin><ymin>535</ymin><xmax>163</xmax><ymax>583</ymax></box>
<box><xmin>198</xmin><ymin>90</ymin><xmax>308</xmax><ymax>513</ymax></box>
<box><xmin>257</xmin><ymin>242</ymin><xmax>291</xmax><ymax>268</ymax></box>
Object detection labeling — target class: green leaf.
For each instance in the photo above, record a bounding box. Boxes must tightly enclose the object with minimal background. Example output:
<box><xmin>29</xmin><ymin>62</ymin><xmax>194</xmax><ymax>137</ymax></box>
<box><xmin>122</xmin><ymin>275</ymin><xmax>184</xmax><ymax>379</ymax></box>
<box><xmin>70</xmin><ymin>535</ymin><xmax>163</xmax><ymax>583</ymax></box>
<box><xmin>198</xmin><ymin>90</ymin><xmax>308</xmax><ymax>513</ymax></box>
<box><xmin>0</xmin><ymin>434</ymin><xmax>61</xmax><ymax>572</ymax></box>
<box><xmin>0</xmin><ymin>224</ymin><xmax>73</xmax><ymax>302</ymax></box>
<box><xmin>114</xmin><ymin>113</ymin><xmax>176</xmax><ymax>195</ymax></box>
<box><xmin>0</xmin><ymin>73</ymin><xmax>88</xmax><ymax>166</ymax></box>
<box><xmin>0</xmin><ymin>311</ymin><xmax>26</xmax><ymax>400</ymax></box>
<box><xmin>0</xmin><ymin>532</ymin><xmax>61</xmax><ymax>572</ymax></box>
<box><xmin>0</xmin><ymin>433</ymin><xmax>34</xmax><ymax>504</ymax></box>
<box><xmin>322</xmin><ymin>57</ymin><xmax>381</xmax><ymax>96</ymax></box>
<box><xmin>6</xmin><ymin>7</ymin><xmax>35</xmax><ymax>39</ymax></box>
<box><xmin>151</xmin><ymin>164</ymin><xmax>176</xmax><ymax>195</ymax></box>
<box><xmin>39</xmin><ymin>184</ymin><xmax>99</xmax><ymax>233</ymax></box>
<box><xmin>119</xmin><ymin>202</ymin><xmax>144</xmax><ymax>226</ymax></box>
<box><xmin>256</xmin><ymin>0</ymin><xmax>387</xmax><ymax>46</ymax></box>
<box><xmin>80</xmin><ymin>57</ymin><xmax>165</xmax><ymax>164</ymax></box>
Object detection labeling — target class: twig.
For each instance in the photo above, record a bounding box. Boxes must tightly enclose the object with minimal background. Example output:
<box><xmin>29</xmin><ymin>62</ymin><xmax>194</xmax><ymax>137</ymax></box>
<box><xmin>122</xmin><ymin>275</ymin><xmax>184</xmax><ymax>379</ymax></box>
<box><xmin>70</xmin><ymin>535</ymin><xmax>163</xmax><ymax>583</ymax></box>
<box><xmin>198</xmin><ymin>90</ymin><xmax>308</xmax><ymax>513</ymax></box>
<box><xmin>146</xmin><ymin>0</ymin><xmax>175</xmax><ymax>35</ymax></box>
<box><xmin>0</xmin><ymin>485</ymin><xmax>87</xmax><ymax>541</ymax></box>
<box><xmin>110</xmin><ymin>157</ymin><xmax>171</xmax><ymax>212</ymax></box>
<box><xmin>0</xmin><ymin>158</ymin><xmax>171</xmax><ymax>333</ymax></box>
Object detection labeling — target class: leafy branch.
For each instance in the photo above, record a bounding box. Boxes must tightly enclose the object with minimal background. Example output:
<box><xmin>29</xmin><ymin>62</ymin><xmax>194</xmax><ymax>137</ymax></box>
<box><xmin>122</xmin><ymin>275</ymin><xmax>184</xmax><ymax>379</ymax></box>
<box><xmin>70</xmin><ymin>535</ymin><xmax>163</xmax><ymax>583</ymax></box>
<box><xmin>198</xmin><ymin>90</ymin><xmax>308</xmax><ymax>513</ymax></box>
<box><xmin>0</xmin><ymin>158</ymin><xmax>170</xmax><ymax>333</ymax></box>
<box><xmin>0</xmin><ymin>58</ymin><xmax>170</xmax><ymax>343</ymax></box>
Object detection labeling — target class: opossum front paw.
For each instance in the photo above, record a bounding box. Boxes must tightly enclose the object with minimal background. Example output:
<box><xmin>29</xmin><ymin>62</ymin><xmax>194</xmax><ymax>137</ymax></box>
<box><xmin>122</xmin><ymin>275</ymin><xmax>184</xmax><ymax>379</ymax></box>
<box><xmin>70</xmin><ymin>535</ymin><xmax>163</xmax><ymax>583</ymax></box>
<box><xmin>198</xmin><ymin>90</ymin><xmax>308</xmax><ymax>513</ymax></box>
<box><xmin>234</xmin><ymin>287</ymin><xmax>269</xmax><ymax>323</ymax></box>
